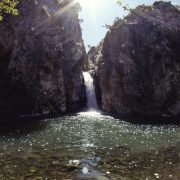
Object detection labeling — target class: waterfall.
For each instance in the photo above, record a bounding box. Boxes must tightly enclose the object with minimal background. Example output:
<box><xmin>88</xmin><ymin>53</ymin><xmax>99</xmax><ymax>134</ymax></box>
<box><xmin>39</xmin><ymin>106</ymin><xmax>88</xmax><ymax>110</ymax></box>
<box><xmin>83</xmin><ymin>72</ymin><xmax>98</xmax><ymax>110</ymax></box>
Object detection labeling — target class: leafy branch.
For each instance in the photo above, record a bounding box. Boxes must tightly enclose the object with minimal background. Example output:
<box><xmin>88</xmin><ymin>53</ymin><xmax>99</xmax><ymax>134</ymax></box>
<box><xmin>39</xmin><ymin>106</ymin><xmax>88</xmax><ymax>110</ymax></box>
<box><xmin>117</xmin><ymin>0</ymin><xmax>130</xmax><ymax>11</ymax></box>
<box><xmin>0</xmin><ymin>0</ymin><xmax>20</xmax><ymax>21</ymax></box>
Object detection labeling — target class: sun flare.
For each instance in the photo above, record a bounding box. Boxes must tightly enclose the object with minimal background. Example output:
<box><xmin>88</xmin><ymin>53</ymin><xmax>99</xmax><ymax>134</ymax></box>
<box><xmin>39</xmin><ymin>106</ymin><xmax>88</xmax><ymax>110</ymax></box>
<box><xmin>75</xmin><ymin>0</ymin><xmax>100</xmax><ymax>9</ymax></box>
<box><xmin>75</xmin><ymin>0</ymin><xmax>101</xmax><ymax>23</ymax></box>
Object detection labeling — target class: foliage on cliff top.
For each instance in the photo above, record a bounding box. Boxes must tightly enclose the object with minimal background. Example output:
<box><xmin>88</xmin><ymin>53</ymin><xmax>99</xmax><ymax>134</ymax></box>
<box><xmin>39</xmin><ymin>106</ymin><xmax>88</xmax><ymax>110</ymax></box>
<box><xmin>0</xmin><ymin>0</ymin><xmax>19</xmax><ymax>20</ymax></box>
<box><xmin>0</xmin><ymin>0</ymin><xmax>125</xmax><ymax>21</ymax></box>
<box><xmin>0</xmin><ymin>0</ymin><xmax>80</xmax><ymax>21</ymax></box>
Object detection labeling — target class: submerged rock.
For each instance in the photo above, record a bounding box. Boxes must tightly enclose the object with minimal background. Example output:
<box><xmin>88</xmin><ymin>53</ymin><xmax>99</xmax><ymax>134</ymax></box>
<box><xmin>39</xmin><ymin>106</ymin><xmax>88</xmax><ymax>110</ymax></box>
<box><xmin>82</xmin><ymin>167</ymin><xmax>89</xmax><ymax>174</ymax></box>
<box><xmin>65</xmin><ymin>160</ymin><xmax>81</xmax><ymax>171</ymax></box>
<box><xmin>0</xmin><ymin>0</ymin><xmax>86</xmax><ymax>118</ymax></box>
<box><xmin>95</xmin><ymin>1</ymin><xmax>180</xmax><ymax>119</ymax></box>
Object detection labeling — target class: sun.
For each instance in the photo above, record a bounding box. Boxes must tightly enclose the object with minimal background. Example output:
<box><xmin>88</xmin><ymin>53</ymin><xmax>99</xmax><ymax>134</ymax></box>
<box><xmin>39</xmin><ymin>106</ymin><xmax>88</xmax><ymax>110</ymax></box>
<box><xmin>75</xmin><ymin>0</ymin><xmax>100</xmax><ymax>9</ymax></box>
<box><xmin>74</xmin><ymin>0</ymin><xmax>101</xmax><ymax>23</ymax></box>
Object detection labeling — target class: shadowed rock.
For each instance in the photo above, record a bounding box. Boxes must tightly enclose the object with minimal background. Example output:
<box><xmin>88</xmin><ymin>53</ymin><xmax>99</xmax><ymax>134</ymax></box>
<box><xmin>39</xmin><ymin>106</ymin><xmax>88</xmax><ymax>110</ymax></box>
<box><xmin>92</xmin><ymin>1</ymin><xmax>180</xmax><ymax>120</ymax></box>
<box><xmin>0</xmin><ymin>0</ymin><xmax>86</xmax><ymax>119</ymax></box>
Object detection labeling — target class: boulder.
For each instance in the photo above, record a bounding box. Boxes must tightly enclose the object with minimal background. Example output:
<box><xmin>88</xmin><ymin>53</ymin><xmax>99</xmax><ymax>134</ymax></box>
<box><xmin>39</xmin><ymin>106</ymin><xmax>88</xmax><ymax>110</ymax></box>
<box><xmin>96</xmin><ymin>1</ymin><xmax>180</xmax><ymax>118</ymax></box>
<box><xmin>0</xmin><ymin>0</ymin><xmax>86</xmax><ymax>118</ymax></box>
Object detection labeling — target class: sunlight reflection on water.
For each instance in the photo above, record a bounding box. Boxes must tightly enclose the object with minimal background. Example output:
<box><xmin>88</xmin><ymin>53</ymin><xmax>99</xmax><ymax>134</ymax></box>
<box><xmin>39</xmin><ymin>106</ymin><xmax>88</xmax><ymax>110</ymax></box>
<box><xmin>78</xmin><ymin>110</ymin><xmax>102</xmax><ymax>117</ymax></box>
<box><xmin>0</xmin><ymin>112</ymin><xmax>179</xmax><ymax>179</ymax></box>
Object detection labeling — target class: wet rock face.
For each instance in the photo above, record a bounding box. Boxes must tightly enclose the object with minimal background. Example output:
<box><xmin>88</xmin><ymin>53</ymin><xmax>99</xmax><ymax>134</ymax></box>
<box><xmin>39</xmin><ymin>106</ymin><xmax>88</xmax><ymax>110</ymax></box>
<box><xmin>97</xmin><ymin>1</ymin><xmax>180</xmax><ymax>118</ymax></box>
<box><xmin>0</xmin><ymin>0</ymin><xmax>86</xmax><ymax>117</ymax></box>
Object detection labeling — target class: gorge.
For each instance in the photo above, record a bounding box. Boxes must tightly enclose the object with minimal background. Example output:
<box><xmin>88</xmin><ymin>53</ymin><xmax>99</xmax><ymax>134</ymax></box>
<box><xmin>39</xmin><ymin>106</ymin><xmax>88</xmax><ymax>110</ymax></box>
<box><xmin>0</xmin><ymin>0</ymin><xmax>179</xmax><ymax>122</ymax></box>
<box><xmin>0</xmin><ymin>0</ymin><xmax>179</xmax><ymax>179</ymax></box>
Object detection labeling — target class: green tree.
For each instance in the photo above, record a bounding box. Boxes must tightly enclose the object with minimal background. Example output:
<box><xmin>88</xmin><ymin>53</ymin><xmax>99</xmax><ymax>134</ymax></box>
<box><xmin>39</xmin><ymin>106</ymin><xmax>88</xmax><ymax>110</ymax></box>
<box><xmin>0</xmin><ymin>0</ymin><xmax>19</xmax><ymax>21</ymax></box>
<box><xmin>117</xmin><ymin>0</ymin><xmax>130</xmax><ymax>11</ymax></box>
<box><xmin>0</xmin><ymin>0</ymin><xmax>127</xmax><ymax>21</ymax></box>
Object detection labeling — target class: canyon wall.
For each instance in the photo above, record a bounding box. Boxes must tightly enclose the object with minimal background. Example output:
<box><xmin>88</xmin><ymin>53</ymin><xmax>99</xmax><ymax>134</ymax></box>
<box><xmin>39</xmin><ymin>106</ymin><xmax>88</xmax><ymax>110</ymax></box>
<box><xmin>0</xmin><ymin>0</ymin><xmax>86</xmax><ymax>118</ymax></box>
<box><xmin>92</xmin><ymin>1</ymin><xmax>180</xmax><ymax>118</ymax></box>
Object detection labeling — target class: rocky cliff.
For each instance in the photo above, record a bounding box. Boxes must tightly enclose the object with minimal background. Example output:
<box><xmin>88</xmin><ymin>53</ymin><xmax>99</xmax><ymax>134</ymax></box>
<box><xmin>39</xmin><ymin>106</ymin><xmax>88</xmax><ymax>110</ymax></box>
<box><xmin>0</xmin><ymin>0</ymin><xmax>86</xmax><ymax>118</ymax></box>
<box><xmin>87</xmin><ymin>40</ymin><xmax>103</xmax><ymax>71</ymax></box>
<box><xmin>95</xmin><ymin>1</ymin><xmax>180</xmax><ymax>118</ymax></box>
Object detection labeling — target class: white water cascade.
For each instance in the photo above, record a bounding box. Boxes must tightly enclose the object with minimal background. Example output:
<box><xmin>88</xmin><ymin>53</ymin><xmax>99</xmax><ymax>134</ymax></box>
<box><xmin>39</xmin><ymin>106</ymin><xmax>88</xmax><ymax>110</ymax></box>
<box><xmin>83</xmin><ymin>72</ymin><xmax>98</xmax><ymax>110</ymax></box>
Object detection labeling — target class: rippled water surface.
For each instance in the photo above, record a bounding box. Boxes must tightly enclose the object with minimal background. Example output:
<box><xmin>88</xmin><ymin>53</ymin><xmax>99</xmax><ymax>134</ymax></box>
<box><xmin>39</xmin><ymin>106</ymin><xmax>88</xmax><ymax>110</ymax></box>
<box><xmin>0</xmin><ymin>111</ymin><xmax>179</xmax><ymax>179</ymax></box>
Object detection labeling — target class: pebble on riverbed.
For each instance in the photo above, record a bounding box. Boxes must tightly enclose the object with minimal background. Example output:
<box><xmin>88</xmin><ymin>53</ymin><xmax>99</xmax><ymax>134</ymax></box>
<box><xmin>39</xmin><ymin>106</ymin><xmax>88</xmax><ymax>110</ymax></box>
<box><xmin>82</xmin><ymin>167</ymin><xmax>89</xmax><ymax>174</ymax></box>
<box><xmin>65</xmin><ymin>160</ymin><xmax>81</xmax><ymax>171</ymax></box>
<box><xmin>106</xmin><ymin>171</ymin><xmax>110</xmax><ymax>175</ymax></box>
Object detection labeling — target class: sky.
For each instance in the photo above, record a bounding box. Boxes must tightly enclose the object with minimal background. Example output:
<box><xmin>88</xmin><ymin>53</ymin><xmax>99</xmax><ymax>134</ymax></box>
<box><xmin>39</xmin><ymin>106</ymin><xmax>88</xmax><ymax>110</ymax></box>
<box><xmin>77</xmin><ymin>0</ymin><xmax>180</xmax><ymax>50</ymax></box>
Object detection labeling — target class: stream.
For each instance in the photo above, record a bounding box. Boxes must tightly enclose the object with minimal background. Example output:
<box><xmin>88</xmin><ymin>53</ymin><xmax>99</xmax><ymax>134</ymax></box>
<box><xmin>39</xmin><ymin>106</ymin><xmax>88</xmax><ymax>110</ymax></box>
<box><xmin>0</xmin><ymin>111</ymin><xmax>179</xmax><ymax>179</ymax></box>
<box><xmin>0</xmin><ymin>72</ymin><xmax>179</xmax><ymax>179</ymax></box>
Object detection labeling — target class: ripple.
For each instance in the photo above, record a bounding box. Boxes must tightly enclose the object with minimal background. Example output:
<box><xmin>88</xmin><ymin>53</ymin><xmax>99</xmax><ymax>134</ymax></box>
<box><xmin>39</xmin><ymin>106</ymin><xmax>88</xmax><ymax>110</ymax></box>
<box><xmin>0</xmin><ymin>112</ymin><xmax>179</xmax><ymax>179</ymax></box>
